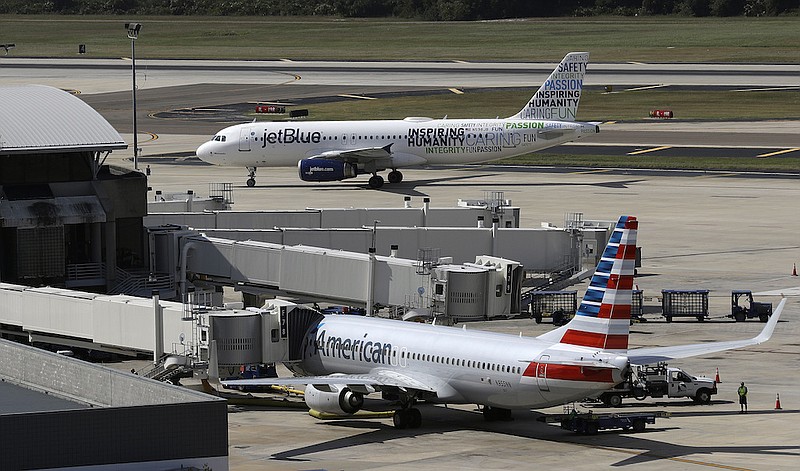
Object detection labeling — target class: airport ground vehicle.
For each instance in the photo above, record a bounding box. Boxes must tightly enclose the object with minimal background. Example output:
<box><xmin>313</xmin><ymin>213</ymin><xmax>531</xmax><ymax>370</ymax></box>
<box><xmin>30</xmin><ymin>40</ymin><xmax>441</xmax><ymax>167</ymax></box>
<box><xmin>662</xmin><ymin>289</ymin><xmax>709</xmax><ymax>322</ymax></box>
<box><xmin>730</xmin><ymin>290</ymin><xmax>772</xmax><ymax>322</ymax></box>
<box><xmin>540</xmin><ymin>407</ymin><xmax>669</xmax><ymax>434</ymax></box>
<box><xmin>597</xmin><ymin>363</ymin><xmax>717</xmax><ymax>407</ymax></box>
<box><xmin>527</xmin><ymin>290</ymin><xmax>577</xmax><ymax>325</ymax></box>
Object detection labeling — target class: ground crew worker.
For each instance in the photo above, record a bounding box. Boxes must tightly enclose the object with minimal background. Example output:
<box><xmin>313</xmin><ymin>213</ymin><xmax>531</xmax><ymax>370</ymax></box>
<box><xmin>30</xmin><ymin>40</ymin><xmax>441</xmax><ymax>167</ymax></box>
<box><xmin>738</xmin><ymin>381</ymin><xmax>748</xmax><ymax>413</ymax></box>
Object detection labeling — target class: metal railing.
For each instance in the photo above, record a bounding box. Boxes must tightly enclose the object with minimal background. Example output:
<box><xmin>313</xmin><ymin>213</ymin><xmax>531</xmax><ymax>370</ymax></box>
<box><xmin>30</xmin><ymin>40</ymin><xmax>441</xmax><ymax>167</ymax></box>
<box><xmin>65</xmin><ymin>262</ymin><xmax>106</xmax><ymax>286</ymax></box>
<box><xmin>110</xmin><ymin>268</ymin><xmax>175</xmax><ymax>296</ymax></box>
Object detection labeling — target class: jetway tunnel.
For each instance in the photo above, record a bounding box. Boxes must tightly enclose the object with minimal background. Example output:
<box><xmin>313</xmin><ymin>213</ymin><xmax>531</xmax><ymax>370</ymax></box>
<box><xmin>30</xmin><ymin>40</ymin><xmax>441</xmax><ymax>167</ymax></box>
<box><xmin>155</xmin><ymin>229</ymin><xmax>525</xmax><ymax>322</ymax></box>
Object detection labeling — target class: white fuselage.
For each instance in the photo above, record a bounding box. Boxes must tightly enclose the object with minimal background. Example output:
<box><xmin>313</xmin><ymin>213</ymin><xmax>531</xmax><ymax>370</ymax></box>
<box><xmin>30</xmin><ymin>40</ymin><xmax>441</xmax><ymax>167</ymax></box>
<box><xmin>291</xmin><ymin>314</ymin><xmax>628</xmax><ymax>409</ymax></box>
<box><xmin>196</xmin><ymin>117</ymin><xmax>598</xmax><ymax>170</ymax></box>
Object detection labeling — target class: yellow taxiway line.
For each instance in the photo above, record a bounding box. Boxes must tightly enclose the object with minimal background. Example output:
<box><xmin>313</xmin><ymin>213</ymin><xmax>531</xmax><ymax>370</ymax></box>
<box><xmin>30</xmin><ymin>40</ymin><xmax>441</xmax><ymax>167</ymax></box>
<box><xmin>627</xmin><ymin>146</ymin><xmax>672</xmax><ymax>155</ymax></box>
<box><xmin>757</xmin><ymin>148</ymin><xmax>800</xmax><ymax>158</ymax></box>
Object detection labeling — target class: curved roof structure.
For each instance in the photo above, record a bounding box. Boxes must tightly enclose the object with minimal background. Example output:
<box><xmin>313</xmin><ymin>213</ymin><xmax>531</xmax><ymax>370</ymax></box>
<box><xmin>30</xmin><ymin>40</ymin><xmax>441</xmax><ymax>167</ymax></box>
<box><xmin>0</xmin><ymin>85</ymin><xmax>126</xmax><ymax>155</ymax></box>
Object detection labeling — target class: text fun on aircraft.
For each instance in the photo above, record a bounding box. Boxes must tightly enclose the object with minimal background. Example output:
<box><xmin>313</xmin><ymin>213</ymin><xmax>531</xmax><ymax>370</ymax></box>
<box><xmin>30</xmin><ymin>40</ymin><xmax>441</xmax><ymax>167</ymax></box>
<box><xmin>196</xmin><ymin>52</ymin><xmax>599</xmax><ymax>189</ymax></box>
<box><xmin>222</xmin><ymin>216</ymin><xmax>785</xmax><ymax>429</ymax></box>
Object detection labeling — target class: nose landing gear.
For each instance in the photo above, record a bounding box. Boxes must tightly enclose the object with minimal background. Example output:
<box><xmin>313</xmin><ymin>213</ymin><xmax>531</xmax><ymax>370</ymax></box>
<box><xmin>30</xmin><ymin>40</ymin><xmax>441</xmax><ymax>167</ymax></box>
<box><xmin>246</xmin><ymin>167</ymin><xmax>257</xmax><ymax>187</ymax></box>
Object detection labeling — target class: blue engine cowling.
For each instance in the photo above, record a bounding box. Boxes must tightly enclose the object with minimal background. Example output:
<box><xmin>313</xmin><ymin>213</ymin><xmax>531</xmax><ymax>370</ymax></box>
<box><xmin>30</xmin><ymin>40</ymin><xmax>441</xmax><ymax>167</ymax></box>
<box><xmin>298</xmin><ymin>159</ymin><xmax>357</xmax><ymax>182</ymax></box>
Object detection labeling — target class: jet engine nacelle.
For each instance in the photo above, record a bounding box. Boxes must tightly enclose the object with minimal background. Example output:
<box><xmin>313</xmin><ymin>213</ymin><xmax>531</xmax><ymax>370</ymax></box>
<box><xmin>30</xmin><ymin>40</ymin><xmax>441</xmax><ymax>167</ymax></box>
<box><xmin>304</xmin><ymin>384</ymin><xmax>364</xmax><ymax>415</ymax></box>
<box><xmin>298</xmin><ymin>159</ymin><xmax>357</xmax><ymax>182</ymax></box>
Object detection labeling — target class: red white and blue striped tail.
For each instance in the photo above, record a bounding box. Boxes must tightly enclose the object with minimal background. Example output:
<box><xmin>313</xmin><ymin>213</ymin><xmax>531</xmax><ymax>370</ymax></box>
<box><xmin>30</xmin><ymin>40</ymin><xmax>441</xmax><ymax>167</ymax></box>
<box><xmin>537</xmin><ymin>215</ymin><xmax>638</xmax><ymax>351</ymax></box>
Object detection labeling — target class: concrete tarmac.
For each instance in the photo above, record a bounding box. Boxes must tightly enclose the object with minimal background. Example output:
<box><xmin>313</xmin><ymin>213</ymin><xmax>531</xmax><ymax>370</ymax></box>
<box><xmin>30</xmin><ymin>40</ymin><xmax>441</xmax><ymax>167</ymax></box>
<box><xmin>132</xmin><ymin>145</ymin><xmax>800</xmax><ymax>471</ymax></box>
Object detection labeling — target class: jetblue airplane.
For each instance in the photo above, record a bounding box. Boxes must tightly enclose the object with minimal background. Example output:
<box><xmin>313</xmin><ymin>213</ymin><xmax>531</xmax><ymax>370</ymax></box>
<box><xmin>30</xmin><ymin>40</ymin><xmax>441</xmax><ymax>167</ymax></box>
<box><xmin>196</xmin><ymin>52</ymin><xmax>599</xmax><ymax>188</ymax></box>
<box><xmin>222</xmin><ymin>216</ymin><xmax>785</xmax><ymax>429</ymax></box>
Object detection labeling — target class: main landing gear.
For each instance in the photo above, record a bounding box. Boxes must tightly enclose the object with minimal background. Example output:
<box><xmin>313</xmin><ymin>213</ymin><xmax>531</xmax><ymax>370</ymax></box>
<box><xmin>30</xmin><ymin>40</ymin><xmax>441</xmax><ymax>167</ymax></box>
<box><xmin>482</xmin><ymin>405</ymin><xmax>513</xmax><ymax>422</ymax></box>
<box><xmin>368</xmin><ymin>169</ymin><xmax>403</xmax><ymax>189</ymax></box>
<box><xmin>393</xmin><ymin>406</ymin><xmax>422</xmax><ymax>429</ymax></box>
<box><xmin>246</xmin><ymin>167</ymin><xmax>257</xmax><ymax>187</ymax></box>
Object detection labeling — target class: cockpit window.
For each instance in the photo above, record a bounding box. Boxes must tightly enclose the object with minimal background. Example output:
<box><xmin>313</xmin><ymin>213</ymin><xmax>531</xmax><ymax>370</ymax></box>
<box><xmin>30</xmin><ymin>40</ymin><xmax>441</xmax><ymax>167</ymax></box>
<box><xmin>213</xmin><ymin>135</ymin><xmax>227</xmax><ymax>142</ymax></box>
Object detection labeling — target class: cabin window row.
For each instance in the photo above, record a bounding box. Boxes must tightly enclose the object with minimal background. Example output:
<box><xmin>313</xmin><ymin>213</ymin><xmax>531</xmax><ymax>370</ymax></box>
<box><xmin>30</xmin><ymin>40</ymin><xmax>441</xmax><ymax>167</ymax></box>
<box><xmin>318</xmin><ymin>340</ymin><xmax>522</xmax><ymax>375</ymax></box>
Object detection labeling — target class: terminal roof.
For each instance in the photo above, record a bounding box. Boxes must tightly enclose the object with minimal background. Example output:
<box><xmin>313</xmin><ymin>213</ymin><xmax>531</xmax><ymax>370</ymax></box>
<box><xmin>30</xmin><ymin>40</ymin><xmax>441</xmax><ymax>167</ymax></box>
<box><xmin>0</xmin><ymin>85</ymin><xmax>126</xmax><ymax>155</ymax></box>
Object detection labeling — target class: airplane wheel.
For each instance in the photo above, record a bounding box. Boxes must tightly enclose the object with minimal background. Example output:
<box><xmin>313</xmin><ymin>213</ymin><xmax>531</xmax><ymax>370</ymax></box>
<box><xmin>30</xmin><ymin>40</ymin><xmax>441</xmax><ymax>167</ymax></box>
<box><xmin>246</xmin><ymin>178</ymin><xmax>256</xmax><ymax>187</ymax></box>
<box><xmin>409</xmin><ymin>408</ymin><xmax>422</xmax><ymax>428</ymax></box>
<box><xmin>388</xmin><ymin>170</ymin><xmax>403</xmax><ymax>184</ymax></box>
<box><xmin>393</xmin><ymin>410</ymin><xmax>409</xmax><ymax>429</ymax></box>
<box><xmin>368</xmin><ymin>175</ymin><xmax>384</xmax><ymax>189</ymax></box>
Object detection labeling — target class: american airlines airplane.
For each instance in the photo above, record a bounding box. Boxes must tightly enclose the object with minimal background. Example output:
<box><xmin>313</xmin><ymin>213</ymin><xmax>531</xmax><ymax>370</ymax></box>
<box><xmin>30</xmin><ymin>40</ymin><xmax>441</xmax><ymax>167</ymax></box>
<box><xmin>222</xmin><ymin>216</ymin><xmax>785</xmax><ymax>429</ymax></box>
<box><xmin>196</xmin><ymin>52</ymin><xmax>599</xmax><ymax>188</ymax></box>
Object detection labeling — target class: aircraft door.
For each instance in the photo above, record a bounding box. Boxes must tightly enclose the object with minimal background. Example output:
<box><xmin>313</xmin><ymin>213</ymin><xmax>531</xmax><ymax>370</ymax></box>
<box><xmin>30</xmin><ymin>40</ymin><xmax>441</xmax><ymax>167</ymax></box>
<box><xmin>239</xmin><ymin>128</ymin><xmax>252</xmax><ymax>151</ymax></box>
<box><xmin>537</xmin><ymin>354</ymin><xmax>550</xmax><ymax>392</ymax></box>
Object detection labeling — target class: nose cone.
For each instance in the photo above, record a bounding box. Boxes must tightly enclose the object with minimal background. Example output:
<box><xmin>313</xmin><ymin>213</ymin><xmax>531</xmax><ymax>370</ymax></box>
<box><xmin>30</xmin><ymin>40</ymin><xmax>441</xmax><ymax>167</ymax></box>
<box><xmin>196</xmin><ymin>141</ymin><xmax>214</xmax><ymax>164</ymax></box>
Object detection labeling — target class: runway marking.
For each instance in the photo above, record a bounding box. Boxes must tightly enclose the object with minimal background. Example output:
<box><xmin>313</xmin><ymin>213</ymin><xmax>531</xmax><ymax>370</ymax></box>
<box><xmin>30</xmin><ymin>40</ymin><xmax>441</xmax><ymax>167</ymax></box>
<box><xmin>695</xmin><ymin>173</ymin><xmax>738</xmax><ymax>179</ymax></box>
<box><xmin>604</xmin><ymin>84</ymin><xmax>667</xmax><ymax>94</ymax></box>
<box><xmin>756</xmin><ymin>148</ymin><xmax>800</xmax><ymax>158</ymax></box>
<box><xmin>733</xmin><ymin>86</ymin><xmax>800</xmax><ymax>92</ymax></box>
<box><xmin>627</xmin><ymin>146</ymin><xmax>672</xmax><ymax>155</ymax></box>
<box><xmin>452</xmin><ymin>60</ymin><xmax>470</xmax><ymax>64</ymax></box>
<box><xmin>338</xmin><ymin>94</ymin><xmax>376</xmax><ymax>100</ymax></box>
<box><xmin>279</xmin><ymin>58</ymin><xmax>293</xmax><ymax>62</ymax></box>
<box><xmin>449</xmin><ymin>88</ymin><xmax>464</xmax><ymax>95</ymax></box>
<box><xmin>573</xmin><ymin>169</ymin><xmax>610</xmax><ymax>174</ymax></box>
<box><xmin>627</xmin><ymin>61</ymin><xmax>648</xmax><ymax>65</ymax></box>
<box><xmin>624</xmin><ymin>84</ymin><xmax>668</xmax><ymax>92</ymax></box>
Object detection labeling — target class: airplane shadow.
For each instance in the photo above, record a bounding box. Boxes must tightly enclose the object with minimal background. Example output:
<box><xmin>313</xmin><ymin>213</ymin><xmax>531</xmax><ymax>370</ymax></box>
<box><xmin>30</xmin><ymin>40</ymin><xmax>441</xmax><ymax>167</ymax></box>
<box><xmin>267</xmin><ymin>405</ymin><xmax>800</xmax><ymax>466</ymax></box>
<box><xmin>243</xmin><ymin>173</ymin><xmax>645</xmax><ymax>197</ymax></box>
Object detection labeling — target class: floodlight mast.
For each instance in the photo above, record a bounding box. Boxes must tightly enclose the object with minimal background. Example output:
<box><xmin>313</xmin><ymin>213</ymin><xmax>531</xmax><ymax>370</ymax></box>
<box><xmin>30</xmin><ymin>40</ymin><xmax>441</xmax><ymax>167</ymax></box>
<box><xmin>125</xmin><ymin>23</ymin><xmax>141</xmax><ymax>170</ymax></box>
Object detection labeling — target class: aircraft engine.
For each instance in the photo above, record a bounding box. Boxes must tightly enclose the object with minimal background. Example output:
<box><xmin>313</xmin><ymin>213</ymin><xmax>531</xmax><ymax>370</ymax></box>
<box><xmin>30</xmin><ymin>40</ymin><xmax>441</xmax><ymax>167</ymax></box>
<box><xmin>298</xmin><ymin>159</ymin><xmax>357</xmax><ymax>182</ymax></box>
<box><xmin>304</xmin><ymin>384</ymin><xmax>364</xmax><ymax>415</ymax></box>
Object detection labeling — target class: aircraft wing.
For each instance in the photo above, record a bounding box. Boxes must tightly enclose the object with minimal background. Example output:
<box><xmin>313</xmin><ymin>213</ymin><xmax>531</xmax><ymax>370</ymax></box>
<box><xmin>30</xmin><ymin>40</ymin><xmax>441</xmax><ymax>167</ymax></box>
<box><xmin>313</xmin><ymin>144</ymin><xmax>393</xmax><ymax>162</ymax></box>
<box><xmin>221</xmin><ymin>368</ymin><xmax>438</xmax><ymax>394</ymax></box>
<box><xmin>628</xmin><ymin>298</ymin><xmax>786</xmax><ymax>365</ymax></box>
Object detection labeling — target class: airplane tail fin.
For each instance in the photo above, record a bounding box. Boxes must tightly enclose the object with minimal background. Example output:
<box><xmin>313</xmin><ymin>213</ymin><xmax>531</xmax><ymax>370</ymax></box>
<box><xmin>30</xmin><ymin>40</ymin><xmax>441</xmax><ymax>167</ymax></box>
<box><xmin>536</xmin><ymin>215</ymin><xmax>638</xmax><ymax>351</ymax></box>
<box><xmin>509</xmin><ymin>52</ymin><xmax>589</xmax><ymax>122</ymax></box>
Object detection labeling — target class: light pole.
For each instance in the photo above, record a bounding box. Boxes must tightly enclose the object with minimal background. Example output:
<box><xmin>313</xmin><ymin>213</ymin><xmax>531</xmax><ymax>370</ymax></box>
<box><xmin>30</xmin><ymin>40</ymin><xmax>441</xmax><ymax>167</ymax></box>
<box><xmin>125</xmin><ymin>22</ymin><xmax>141</xmax><ymax>170</ymax></box>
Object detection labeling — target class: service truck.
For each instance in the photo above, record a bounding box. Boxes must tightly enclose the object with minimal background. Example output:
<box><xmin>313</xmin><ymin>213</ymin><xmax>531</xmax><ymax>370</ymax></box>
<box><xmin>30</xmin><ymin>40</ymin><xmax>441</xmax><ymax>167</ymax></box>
<box><xmin>597</xmin><ymin>363</ymin><xmax>717</xmax><ymax>407</ymax></box>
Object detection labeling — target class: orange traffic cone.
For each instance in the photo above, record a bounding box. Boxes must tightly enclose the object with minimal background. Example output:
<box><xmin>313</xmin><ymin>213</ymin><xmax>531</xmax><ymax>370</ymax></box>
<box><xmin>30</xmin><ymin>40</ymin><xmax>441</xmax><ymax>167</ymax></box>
<box><xmin>775</xmin><ymin>393</ymin><xmax>782</xmax><ymax>410</ymax></box>
<box><xmin>714</xmin><ymin>367</ymin><xmax>721</xmax><ymax>384</ymax></box>
<box><xmin>793</xmin><ymin>263</ymin><xmax>798</xmax><ymax>276</ymax></box>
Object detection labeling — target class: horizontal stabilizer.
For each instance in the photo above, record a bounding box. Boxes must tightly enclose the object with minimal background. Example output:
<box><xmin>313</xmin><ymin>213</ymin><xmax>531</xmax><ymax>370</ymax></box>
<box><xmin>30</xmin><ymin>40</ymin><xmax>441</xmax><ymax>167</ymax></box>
<box><xmin>628</xmin><ymin>298</ymin><xmax>786</xmax><ymax>365</ymax></box>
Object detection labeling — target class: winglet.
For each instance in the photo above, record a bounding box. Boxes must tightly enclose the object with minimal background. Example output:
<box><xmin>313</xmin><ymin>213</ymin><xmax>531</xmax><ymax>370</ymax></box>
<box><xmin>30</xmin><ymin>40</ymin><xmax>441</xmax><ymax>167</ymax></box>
<box><xmin>753</xmin><ymin>297</ymin><xmax>785</xmax><ymax>344</ymax></box>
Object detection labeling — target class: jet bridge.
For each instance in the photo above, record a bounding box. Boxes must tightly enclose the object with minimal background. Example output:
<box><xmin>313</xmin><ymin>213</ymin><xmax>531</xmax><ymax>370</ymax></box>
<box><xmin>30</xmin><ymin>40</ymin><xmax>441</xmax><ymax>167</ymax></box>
<box><xmin>172</xmin><ymin>231</ymin><xmax>523</xmax><ymax>320</ymax></box>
